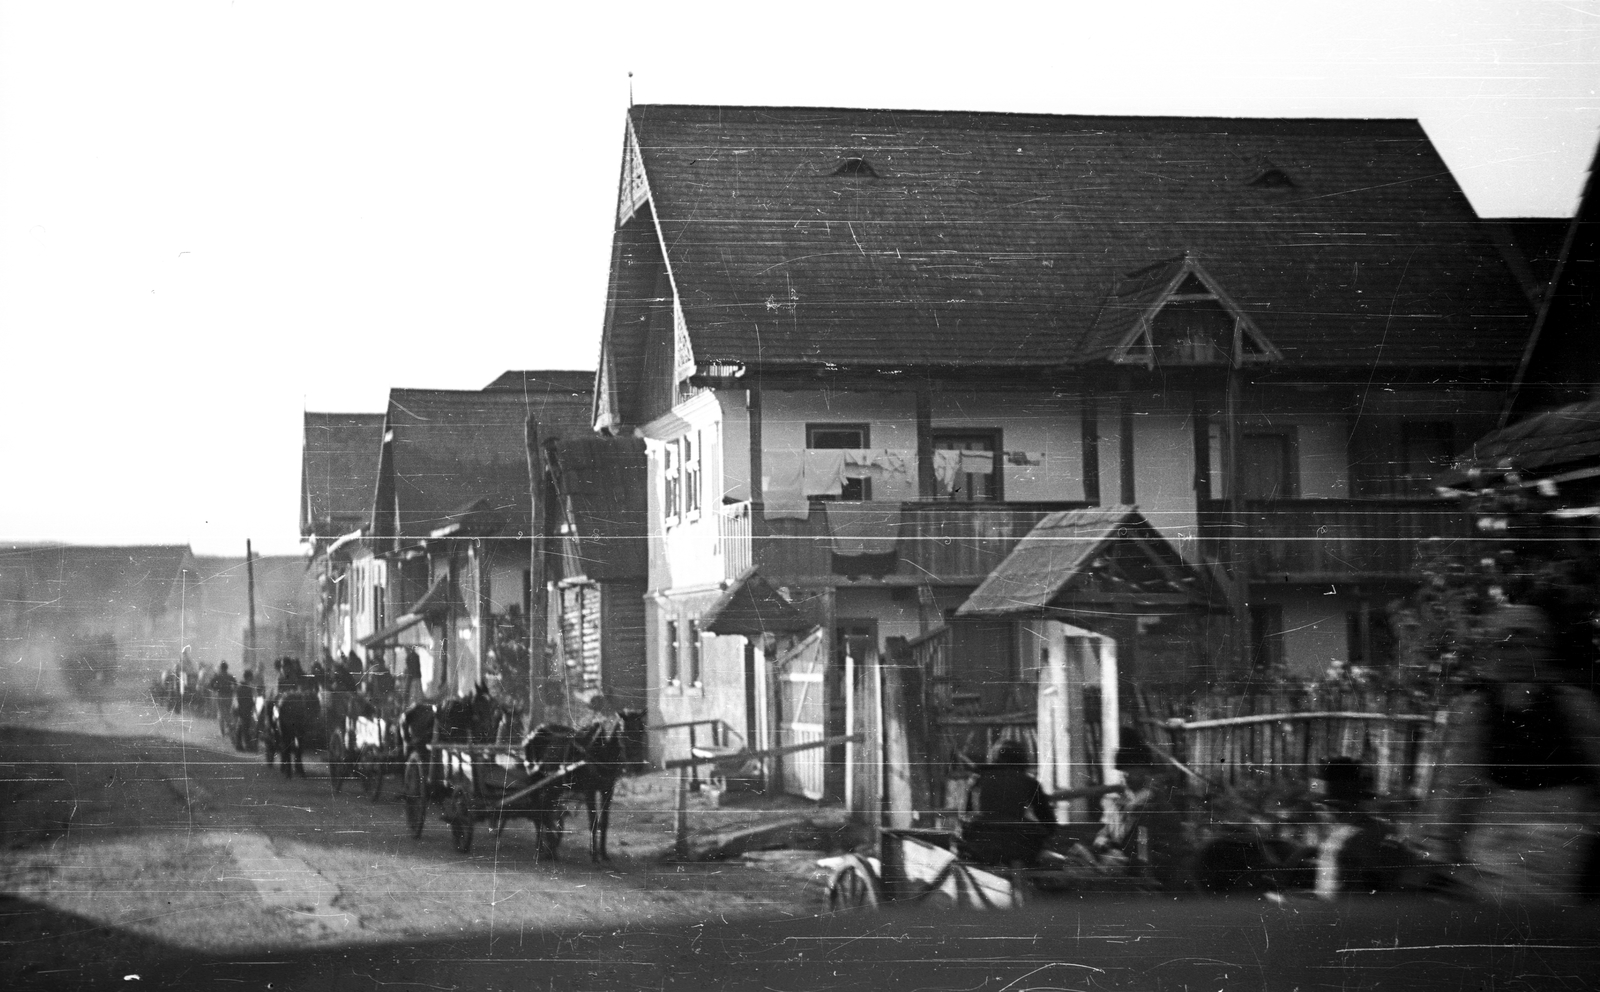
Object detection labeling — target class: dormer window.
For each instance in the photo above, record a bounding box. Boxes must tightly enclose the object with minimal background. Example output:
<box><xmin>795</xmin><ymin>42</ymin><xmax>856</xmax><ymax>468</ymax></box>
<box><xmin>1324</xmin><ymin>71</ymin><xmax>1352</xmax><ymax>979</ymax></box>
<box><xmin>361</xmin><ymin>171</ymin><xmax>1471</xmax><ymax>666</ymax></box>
<box><xmin>832</xmin><ymin>156</ymin><xmax>879</xmax><ymax>178</ymax></box>
<box><xmin>1109</xmin><ymin>256</ymin><xmax>1281</xmax><ymax>368</ymax></box>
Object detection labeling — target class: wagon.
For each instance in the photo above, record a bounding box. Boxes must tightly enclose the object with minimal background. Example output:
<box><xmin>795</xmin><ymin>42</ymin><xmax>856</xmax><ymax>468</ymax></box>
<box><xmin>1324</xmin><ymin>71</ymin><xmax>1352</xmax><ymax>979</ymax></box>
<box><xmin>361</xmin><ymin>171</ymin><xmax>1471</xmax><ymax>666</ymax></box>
<box><xmin>327</xmin><ymin>712</ymin><xmax>406</xmax><ymax>799</ymax></box>
<box><xmin>822</xmin><ymin>828</ymin><xmax>1029</xmax><ymax>911</ymax></box>
<box><xmin>401</xmin><ymin>737</ymin><xmax>586</xmax><ymax>857</ymax></box>
<box><xmin>821</xmin><ymin>824</ymin><xmax>1152</xmax><ymax>911</ymax></box>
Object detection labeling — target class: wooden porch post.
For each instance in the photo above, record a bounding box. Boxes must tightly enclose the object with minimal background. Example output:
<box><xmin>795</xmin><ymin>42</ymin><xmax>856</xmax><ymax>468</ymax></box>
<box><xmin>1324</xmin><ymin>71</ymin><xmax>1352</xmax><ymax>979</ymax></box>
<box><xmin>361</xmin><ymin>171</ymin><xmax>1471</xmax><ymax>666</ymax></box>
<box><xmin>1225</xmin><ymin>363</ymin><xmax>1251</xmax><ymax>674</ymax></box>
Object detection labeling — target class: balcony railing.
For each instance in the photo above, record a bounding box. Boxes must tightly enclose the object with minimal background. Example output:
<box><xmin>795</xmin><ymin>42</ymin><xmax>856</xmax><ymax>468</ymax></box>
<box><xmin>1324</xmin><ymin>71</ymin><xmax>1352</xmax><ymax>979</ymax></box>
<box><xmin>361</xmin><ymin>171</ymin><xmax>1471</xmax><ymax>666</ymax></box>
<box><xmin>718</xmin><ymin>500</ymin><xmax>754</xmax><ymax>582</ymax></box>
<box><xmin>1197</xmin><ymin>498</ymin><xmax>1476</xmax><ymax>580</ymax></box>
<box><xmin>749</xmin><ymin>500</ymin><xmax>1087</xmax><ymax>584</ymax></box>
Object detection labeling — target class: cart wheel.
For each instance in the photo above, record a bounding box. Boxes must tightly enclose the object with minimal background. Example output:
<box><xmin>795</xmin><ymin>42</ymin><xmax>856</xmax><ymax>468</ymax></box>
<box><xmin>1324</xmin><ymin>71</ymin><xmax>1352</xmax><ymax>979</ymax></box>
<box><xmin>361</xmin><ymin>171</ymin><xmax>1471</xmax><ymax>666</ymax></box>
<box><xmin>328</xmin><ymin>736</ymin><xmax>348</xmax><ymax>793</ymax></box>
<box><xmin>448</xmin><ymin>788</ymin><xmax>474</xmax><ymax>854</ymax></box>
<box><xmin>402</xmin><ymin>757</ymin><xmax>426</xmax><ymax>838</ymax></box>
<box><xmin>826</xmin><ymin>856</ymin><xmax>882</xmax><ymax>912</ymax></box>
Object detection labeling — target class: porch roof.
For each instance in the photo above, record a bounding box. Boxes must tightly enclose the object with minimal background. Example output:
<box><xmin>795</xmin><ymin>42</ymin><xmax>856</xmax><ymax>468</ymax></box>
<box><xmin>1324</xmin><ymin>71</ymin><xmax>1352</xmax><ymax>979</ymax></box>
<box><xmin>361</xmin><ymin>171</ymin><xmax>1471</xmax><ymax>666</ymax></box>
<box><xmin>700</xmin><ymin>568</ymin><xmax>813</xmax><ymax>637</ymax></box>
<box><xmin>955</xmin><ymin>506</ymin><xmax>1216</xmax><ymax>618</ymax></box>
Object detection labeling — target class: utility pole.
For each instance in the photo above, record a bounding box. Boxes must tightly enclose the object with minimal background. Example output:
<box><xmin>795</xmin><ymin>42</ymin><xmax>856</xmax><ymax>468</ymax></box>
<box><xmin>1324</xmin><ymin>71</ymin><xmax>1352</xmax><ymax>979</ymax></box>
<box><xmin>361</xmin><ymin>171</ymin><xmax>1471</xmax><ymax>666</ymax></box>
<box><xmin>526</xmin><ymin>417</ymin><xmax>547</xmax><ymax>726</ymax></box>
<box><xmin>246</xmin><ymin>539</ymin><xmax>259</xmax><ymax>675</ymax></box>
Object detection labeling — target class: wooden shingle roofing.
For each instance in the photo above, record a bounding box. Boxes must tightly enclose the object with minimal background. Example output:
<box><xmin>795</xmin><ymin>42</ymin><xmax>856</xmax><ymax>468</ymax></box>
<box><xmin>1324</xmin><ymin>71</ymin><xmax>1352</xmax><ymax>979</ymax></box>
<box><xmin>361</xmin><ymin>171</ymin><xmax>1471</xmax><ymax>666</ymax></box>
<box><xmin>627</xmin><ymin>105</ymin><xmax>1533</xmax><ymax>371</ymax></box>
<box><xmin>301</xmin><ymin>412</ymin><xmax>385</xmax><ymax>537</ymax></box>
<box><xmin>384</xmin><ymin>387</ymin><xmax>590</xmax><ymax>539</ymax></box>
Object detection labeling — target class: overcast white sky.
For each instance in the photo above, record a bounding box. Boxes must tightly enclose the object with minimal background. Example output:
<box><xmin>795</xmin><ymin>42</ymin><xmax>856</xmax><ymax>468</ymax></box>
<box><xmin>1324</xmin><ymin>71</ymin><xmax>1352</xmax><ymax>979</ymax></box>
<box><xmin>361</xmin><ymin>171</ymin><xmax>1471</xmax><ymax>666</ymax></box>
<box><xmin>1</xmin><ymin>1</ymin><xmax>1597</xmax><ymax>556</ymax></box>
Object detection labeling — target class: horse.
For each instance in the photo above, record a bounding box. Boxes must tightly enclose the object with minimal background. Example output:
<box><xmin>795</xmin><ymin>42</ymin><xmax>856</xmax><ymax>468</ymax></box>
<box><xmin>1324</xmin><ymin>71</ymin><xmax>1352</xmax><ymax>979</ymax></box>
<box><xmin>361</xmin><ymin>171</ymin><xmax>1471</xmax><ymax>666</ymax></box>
<box><xmin>435</xmin><ymin>682</ymin><xmax>520</xmax><ymax>744</ymax></box>
<box><xmin>265</xmin><ymin>686</ymin><xmax>320</xmax><ymax>778</ymax></box>
<box><xmin>520</xmin><ymin>723</ymin><xmax>584</xmax><ymax>860</ymax></box>
<box><xmin>569</xmin><ymin>710</ymin><xmax>647</xmax><ymax>863</ymax></box>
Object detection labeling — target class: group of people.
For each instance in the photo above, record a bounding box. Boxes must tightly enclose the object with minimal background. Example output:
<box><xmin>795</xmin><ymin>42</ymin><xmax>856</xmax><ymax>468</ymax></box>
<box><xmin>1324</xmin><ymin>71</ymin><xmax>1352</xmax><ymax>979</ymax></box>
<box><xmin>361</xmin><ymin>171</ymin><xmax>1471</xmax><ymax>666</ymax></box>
<box><xmin>957</xmin><ymin>600</ymin><xmax>1600</xmax><ymax>902</ymax></box>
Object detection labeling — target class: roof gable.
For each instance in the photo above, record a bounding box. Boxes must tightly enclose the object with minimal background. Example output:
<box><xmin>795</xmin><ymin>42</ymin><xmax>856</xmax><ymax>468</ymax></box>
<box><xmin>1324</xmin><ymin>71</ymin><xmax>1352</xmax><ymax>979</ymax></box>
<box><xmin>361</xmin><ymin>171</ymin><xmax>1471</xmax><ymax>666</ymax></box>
<box><xmin>956</xmin><ymin>507</ymin><xmax>1216</xmax><ymax>619</ymax></box>
<box><xmin>301</xmin><ymin>412</ymin><xmax>385</xmax><ymax>538</ymax></box>
<box><xmin>1091</xmin><ymin>255</ymin><xmax>1282</xmax><ymax>367</ymax></box>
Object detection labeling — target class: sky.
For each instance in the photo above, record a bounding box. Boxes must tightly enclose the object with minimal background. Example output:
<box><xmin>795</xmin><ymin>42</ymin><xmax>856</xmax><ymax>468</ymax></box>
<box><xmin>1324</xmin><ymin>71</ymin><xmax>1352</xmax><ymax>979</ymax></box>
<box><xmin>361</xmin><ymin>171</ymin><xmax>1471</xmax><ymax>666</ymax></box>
<box><xmin>1</xmin><ymin>1</ymin><xmax>1597</xmax><ymax>556</ymax></box>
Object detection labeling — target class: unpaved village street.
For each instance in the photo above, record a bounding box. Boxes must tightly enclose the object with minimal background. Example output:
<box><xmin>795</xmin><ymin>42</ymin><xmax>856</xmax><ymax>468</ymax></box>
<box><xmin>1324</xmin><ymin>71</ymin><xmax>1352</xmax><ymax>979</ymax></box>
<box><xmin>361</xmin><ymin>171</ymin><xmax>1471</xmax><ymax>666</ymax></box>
<box><xmin>6</xmin><ymin>688</ymin><xmax>1600</xmax><ymax>992</ymax></box>
<box><xmin>0</xmin><ymin>688</ymin><xmax>830</xmax><ymax>986</ymax></box>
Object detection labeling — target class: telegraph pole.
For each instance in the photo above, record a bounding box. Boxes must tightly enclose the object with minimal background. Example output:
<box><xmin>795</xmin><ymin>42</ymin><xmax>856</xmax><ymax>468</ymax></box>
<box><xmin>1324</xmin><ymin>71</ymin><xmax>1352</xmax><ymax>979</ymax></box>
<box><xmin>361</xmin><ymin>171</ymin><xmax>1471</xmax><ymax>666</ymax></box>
<box><xmin>246</xmin><ymin>540</ymin><xmax>259</xmax><ymax>675</ymax></box>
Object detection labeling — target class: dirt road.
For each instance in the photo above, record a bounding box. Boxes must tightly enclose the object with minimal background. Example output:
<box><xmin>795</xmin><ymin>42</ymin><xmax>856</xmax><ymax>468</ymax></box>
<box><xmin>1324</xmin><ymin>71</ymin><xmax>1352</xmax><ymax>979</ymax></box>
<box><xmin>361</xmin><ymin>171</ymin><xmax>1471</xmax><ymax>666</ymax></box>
<box><xmin>5</xmin><ymin>689</ymin><xmax>1600</xmax><ymax>991</ymax></box>
<box><xmin>0</xmin><ymin>690</ymin><xmax>827</xmax><ymax>985</ymax></box>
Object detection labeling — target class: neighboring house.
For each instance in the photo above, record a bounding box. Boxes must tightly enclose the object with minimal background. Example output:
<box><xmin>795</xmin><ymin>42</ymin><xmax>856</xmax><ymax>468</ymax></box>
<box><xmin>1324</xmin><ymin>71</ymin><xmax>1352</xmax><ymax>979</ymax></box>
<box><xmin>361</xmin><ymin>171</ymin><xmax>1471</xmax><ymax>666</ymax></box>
<box><xmin>593</xmin><ymin>105</ymin><xmax>1535</xmax><ymax>786</ymax></box>
<box><xmin>0</xmin><ymin>543</ymin><xmax>198</xmax><ymax>687</ymax></box>
<box><xmin>300</xmin><ymin>411</ymin><xmax>386</xmax><ymax>660</ymax></box>
<box><xmin>362</xmin><ymin>378</ymin><xmax>593</xmax><ymax>703</ymax></box>
<box><xmin>540</xmin><ymin>433</ymin><xmax>650</xmax><ymax>713</ymax></box>
<box><xmin>1451</xmin><ymin>143</ymin><xmax>1600</xmax><ymax>509</ymax></box>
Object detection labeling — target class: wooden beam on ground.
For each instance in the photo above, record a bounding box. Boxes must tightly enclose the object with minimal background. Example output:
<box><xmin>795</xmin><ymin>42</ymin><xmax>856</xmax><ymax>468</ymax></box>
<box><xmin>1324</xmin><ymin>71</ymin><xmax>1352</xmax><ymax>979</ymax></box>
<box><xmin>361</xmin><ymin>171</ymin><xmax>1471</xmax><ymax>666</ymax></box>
<box><xmin>662</xmin><ymin>733</ymin><xmax>863</xmax><ymax>771</ymax></box>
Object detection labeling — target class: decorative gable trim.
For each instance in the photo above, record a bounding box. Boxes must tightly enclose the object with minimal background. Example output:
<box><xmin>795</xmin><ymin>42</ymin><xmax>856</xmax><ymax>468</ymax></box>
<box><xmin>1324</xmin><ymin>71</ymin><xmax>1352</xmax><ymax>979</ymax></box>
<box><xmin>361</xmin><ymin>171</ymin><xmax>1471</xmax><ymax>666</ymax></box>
<box><xmin>673</xmin><ymin>299</ymin><xmax>696</xmax><ymax>382</ymax></box>
<box><xmin>618</xmin><ymin>119</ymin><xmax>651</xmax><ymax>227</ymax></box>
<box><xmin>1110</xmin><ymin>256</ymin><xmax>1281</xmax><ymax>369</ymax></box>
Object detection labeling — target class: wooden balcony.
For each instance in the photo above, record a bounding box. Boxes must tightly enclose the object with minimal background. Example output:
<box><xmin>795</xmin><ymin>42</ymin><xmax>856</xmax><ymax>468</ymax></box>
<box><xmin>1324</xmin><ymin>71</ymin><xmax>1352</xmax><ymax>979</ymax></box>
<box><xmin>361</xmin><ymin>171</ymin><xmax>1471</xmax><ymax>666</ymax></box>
<box><xmin>1197</xmin><ymin>498</ymin><xmax>1476</xmax><ymax>581</ymax></box>
<box><xmin>744</xmin><ymin>500</ymin><xmax>1088</xmax><ymax>585</ymax></box>
<box><xmin>717</xmin><ymin>500</ymin><xmax>754</xmax><ymax>583</ymax></box>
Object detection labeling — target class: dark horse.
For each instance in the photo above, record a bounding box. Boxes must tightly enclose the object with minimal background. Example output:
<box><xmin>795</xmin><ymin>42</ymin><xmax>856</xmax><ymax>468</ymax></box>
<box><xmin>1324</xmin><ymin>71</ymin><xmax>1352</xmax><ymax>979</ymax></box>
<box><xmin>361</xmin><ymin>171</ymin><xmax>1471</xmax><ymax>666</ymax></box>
<box><xmin>571</xmin><ymin>711</ymin><xmax>646</xmax><ymax>862</ymax></box>
<box><xmin>431</xmin><ymin>682</ymin><xmax>520</xmax><ymax>745</ymax></box>
<box><xmin>520</xmin><ymin>723</ymin><xmax>587</xmax><ymax>860</ymax></box>
<box><xmin>524</xmin><ymin>710</ymin><xmax>646</xmax><ymax>862</ymax></box>
<box><xmin>266</xmin><ymin>688</ymin><xmax>319</xmax><ymax>778</ymax></box>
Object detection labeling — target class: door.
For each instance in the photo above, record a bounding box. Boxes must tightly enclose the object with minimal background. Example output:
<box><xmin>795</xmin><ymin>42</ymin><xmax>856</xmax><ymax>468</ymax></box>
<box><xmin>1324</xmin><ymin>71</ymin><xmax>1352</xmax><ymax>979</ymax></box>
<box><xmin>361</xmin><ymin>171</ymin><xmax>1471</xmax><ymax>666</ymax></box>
<box><xmin>777</xmin><ymin>628</ymin><xmax>828</xmax><ymax>800</ymax></box>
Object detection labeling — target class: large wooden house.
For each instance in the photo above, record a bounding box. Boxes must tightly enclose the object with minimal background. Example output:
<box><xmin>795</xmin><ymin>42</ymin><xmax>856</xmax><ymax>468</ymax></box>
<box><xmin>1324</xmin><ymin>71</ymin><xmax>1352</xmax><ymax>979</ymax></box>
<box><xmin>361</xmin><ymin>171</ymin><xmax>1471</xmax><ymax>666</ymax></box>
<box><xmin>592</xmin><ymin>105</ymin><xmax>1538</xmax><ymax>791</ymax></box>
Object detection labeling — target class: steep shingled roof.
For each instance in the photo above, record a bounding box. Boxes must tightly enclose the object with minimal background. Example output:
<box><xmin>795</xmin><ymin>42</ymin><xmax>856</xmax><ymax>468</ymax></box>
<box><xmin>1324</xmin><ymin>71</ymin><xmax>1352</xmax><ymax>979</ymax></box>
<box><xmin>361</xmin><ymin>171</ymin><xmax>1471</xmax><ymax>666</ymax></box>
<box><xmin>382</xmin><ymin>386</ymin><xmax>592</xmax><ymax>539</ymax></box>
<box><xmin>301</xmin><ymin>413</ymin><xmax>385</xmax><ymax>538</ymax></box>
<box><xmin>956</xmin><ymin>507</ymin><xmax>1212</xmax><ymax>618</ymax></box>
<box><xmin>625</xmin><ymin>105</ymin><xmax>1532</xmax><ymax>372</ymax></box>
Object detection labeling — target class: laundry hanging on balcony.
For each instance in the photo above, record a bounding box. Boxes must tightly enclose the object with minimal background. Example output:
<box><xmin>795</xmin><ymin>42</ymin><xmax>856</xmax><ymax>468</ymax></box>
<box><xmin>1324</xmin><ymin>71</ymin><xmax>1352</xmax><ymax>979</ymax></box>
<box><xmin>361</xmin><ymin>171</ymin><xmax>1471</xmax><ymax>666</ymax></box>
<box><xmin>823</xmin><ymin>501</ymin><xmax>903</xmax><ymax>557</ymax></box>
<box><xmin>762</xmin><ymin>448</ymin><xmax>912</xmax><ymax>520</ymax></box>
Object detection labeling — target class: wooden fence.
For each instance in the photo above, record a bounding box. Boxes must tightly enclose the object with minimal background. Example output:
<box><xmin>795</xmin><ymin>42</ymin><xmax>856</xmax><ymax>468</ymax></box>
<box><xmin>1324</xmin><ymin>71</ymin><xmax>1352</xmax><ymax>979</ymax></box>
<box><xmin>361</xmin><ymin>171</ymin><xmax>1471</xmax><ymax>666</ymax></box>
<box><xmin>1133</xmin><ymin>685</ymin><xmax>1448</xmax><ymax>801</ymax></box>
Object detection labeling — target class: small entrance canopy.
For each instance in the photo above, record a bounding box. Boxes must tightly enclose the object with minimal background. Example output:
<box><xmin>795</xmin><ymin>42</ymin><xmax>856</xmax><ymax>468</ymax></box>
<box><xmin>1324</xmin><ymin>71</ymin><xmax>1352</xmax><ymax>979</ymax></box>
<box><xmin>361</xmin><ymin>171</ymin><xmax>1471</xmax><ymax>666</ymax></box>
<box><xmin>359</xmin><ymin>575</ymin><xmax>449</xmax><ymax>649</ymax></box>
<box><xmin>956</xmin><ymin>506</ymin><xmax>1222</xmax><ymax>621</ymax></box>
<box><xmin>700</xmin><ymin>568</ymin><xmax>812</xmax><ymax>637</ymax></box>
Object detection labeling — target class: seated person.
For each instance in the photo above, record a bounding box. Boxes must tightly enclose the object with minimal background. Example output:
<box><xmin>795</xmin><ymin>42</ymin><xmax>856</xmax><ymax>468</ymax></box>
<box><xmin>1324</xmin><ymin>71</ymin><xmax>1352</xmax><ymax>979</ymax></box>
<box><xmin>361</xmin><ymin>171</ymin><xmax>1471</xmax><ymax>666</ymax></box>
<box><xmin>960</xmin><ymin>740</ymin><xmax>1056</xmax><ymax>868</ymax></box>
<box><xmin>1098</xmin><ymin>737</ymin><xmax>1190</xmax><ymax>888</ymax></box>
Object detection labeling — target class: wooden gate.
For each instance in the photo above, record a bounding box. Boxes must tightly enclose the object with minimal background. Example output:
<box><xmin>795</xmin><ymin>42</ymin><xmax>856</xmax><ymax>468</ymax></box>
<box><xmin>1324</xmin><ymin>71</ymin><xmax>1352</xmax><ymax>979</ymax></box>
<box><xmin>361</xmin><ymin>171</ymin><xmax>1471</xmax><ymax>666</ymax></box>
<box><xmin>777</xmin><ymin>627</ymin><xmax>827</xmax><ymax>800</ymax></box>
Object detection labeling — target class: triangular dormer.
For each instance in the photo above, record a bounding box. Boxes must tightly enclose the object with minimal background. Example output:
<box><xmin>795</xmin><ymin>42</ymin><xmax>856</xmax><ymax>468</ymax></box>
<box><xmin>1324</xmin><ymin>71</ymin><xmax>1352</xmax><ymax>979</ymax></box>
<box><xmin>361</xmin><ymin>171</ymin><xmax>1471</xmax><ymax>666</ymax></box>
<box><xmin>1110</xmin><ymin>256</ymin><xmax>1280</xmax><ymax>368</ymax></box>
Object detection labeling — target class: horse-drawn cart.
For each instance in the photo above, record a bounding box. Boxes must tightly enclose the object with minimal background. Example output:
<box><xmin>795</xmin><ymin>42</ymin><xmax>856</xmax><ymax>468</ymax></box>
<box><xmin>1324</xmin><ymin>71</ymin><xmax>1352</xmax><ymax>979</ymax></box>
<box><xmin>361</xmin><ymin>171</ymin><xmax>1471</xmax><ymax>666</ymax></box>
<box><xmin>328</xmin><ymin>711</ymin><xmax>406</xmax><ymax>799</ymax></box>
<box><xmin>402</xmin><ymin>735</ymin><xmax>586</xmax><ymax>858</ymax></box>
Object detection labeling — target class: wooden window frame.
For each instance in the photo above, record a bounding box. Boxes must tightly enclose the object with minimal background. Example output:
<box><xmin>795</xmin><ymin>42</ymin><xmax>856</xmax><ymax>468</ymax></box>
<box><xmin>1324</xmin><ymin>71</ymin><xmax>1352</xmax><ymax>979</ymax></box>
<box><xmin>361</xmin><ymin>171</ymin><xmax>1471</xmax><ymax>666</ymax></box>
<box><xmin>930</xmin><ymin>428</ymin><xmax>1004</xmax><ymax>502</ymax></box>
<box><xmin>665</xmin><ymin>618</ymin><xmax>681</xmax><ymax>687</ymax></box>
<box><xmin>806</xmin><ymin>423</ymin><xmax>872</xmax><ymax>501</ymax></box>
<box><xmin>686</xmin><ymin>620</ymin><xmax>703</xmax><ymax>687</ymax></box>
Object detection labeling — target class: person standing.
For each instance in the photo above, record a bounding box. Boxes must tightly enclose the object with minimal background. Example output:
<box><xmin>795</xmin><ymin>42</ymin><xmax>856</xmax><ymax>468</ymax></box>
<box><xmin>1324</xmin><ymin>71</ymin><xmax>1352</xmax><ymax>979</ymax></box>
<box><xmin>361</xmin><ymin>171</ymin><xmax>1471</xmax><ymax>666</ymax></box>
<box><xmin>403</xmin><ymin>647</ymin><xmax>423</xmax><ymax>706</ymax></box>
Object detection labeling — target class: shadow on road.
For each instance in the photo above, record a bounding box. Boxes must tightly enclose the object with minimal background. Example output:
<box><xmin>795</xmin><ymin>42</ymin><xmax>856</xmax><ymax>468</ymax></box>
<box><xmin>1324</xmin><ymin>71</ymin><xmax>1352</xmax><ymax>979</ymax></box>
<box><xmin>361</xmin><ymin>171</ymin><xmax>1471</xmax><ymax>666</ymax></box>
<box><xmin>6</xmin><ymin>887</ymin><xmax>1600</xmax><ymax>992</ymax></box>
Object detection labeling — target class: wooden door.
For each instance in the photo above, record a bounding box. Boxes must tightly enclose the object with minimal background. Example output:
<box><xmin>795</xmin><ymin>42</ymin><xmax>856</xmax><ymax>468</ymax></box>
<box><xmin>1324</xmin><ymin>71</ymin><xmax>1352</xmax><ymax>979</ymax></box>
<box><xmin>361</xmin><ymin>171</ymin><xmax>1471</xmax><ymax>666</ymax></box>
<box><xmin>777</xmin><ymin>628</ymin><xmax>827</xmax><ymax>800</ymax></box>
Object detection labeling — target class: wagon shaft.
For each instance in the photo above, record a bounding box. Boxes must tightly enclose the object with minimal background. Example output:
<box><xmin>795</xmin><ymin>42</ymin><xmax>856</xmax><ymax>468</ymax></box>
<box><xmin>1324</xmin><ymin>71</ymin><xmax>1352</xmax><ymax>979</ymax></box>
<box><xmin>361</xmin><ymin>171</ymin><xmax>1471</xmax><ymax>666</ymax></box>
<box><xmin>491</xmin><ymin>760</ymin><xmax>587</xmax><ymax>812</ymax></box>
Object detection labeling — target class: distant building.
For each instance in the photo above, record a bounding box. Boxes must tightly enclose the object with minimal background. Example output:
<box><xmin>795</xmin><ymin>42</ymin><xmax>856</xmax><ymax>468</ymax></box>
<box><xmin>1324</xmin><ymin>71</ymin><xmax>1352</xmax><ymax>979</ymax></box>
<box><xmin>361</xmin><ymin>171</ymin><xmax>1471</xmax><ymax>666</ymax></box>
<box><xmin>300</xmin><ymin>411</ymin><xmax>386</xmax><ymax>660</ymax></box>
